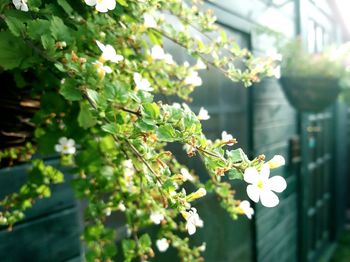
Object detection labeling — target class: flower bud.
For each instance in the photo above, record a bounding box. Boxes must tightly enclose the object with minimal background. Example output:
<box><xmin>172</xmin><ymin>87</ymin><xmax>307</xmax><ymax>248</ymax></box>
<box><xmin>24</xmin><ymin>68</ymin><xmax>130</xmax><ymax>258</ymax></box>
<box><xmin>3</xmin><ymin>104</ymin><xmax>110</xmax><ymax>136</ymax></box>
<box><xmin>268</xmin><ymin>155</ymin><xmax>285</xmax><ymax>169</ymax></box>
<box><xmin>186</xmin><ymin>188</ymin><xmax>207</xmax><ymax>202</ymax></box>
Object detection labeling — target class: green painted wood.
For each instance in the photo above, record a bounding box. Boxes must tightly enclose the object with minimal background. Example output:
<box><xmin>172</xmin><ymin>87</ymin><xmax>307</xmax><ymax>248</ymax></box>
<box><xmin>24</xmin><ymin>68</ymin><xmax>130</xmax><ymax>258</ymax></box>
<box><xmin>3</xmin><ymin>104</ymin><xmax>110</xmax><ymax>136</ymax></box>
<box><xmin>0</xmin><ymin>207</ymin><xmax>81</xmax><ymax>262</ymax></box>
<box><xmin>0</xmin><ymin>159</ymin><xmax>76</xmax><ymax>222</ymax></box>
<box><xmin>0</xmin><ymin>159</ymin><xmax>81</xmax><ymax>261</ymax></box>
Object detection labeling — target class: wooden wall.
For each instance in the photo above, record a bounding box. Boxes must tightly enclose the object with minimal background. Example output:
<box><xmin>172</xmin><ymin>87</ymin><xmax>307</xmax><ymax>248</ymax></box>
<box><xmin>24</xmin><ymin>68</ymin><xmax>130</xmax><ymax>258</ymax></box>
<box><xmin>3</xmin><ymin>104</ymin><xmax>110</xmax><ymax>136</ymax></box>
<box><xmin>0</xmin><ymin>159</ymin><xmax>82</xmax><ymax>261</ymax></box>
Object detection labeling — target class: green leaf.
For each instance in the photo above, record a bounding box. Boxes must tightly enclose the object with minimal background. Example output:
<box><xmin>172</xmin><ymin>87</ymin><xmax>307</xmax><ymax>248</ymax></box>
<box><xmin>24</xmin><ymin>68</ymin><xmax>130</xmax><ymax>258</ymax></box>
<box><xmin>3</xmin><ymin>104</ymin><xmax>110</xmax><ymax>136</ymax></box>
<box><xmin>50</xmin><ymin>16</ymin><xmax>73</xmax><ymax>42</ymax></box>
<box><xmin>142</xmin><ymin>102</ymin><xmax>160</xmax><ymax>119</ymax></box>
<box><xmin>156</xmin><ymin>124</ymin><xmax>176</xmax><ymax>142</ymax></box>
<box><xmin>57</xmin><ymin>0</ymin><xmax>73</xmax><ymax>15</ymax></box>
<box><xmin>60</xmin><ymin>78</ymin><xmax>82</xmax><ymax>101</ymax></box>
<box><xmin>78</xmin><ymin>102</ymin><xmax>97</xmax><ymax>129</ymax></box>
<box><xmin>228</xmin><ymin>168</ymin><xmax>243</xmax><ymax>180</ymax></box>
<box><xmin>0</xmin><ymin>31</ymin><xmax>35</xmax><ymax>70</ymax></box>
<box><xmin>4</xmin><ymin>15</ymin><xmax>25</xmax><ymax>37</ymax></box>
<box><xmin>102</xmin><ymin>123</ymin><xmax>120</xmax><ymax>134</ymax></box>
<box><xmin>116</xmin><ymin>0</ymin><xmax>128</xmax><ymax>6</ymax></box>
<box><xmin>28</xmin><ymin>0</ymin><xmax>42</xmax><ymax>9</ymax></box>
<box><xmin>226</xmin><ymin>148</ymin><xmax>248</xmax><ymax>163</ymax></box>
<box><xmin>147</xmin><ymin>30</ymin><xmax>163</xmax><ymax>45</ymax></box>
<box><xmin>27</xmin><ymin>19</ymin><xmax>51</xmax><ymax>40</ymax></box>
<box><xmin>139</xmin><ymin>233</ymin><xmax>152</xmax><ymax>253</ymax></box>
<box><xmin>41</xmin><ymin>34</ymin><xmax>55</xmax><ymax>50</ymax></box>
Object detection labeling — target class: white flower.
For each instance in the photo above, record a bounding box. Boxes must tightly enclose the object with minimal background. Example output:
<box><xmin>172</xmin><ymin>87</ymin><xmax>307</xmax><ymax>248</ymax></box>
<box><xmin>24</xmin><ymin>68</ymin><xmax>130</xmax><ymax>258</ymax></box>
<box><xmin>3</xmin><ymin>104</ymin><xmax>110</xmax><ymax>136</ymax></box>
<box><xmin>183</xmin><ymin>208</ymin><xmax>203</xmax><ymax>235</ymax></box>
<box><xmin>187</xmin><ymin>188</ymin><xmax>207</xmax><ymax>201</ymax></box>
<box><xmin>185</xmin><ymin>71</ymin><xmax>202</xmax><ymax>86</ymax></box>
<box><xmin>12</xmin><ymin>0</ymin><xmax>28</xmax><ymax>11</ymax></box>
<box><xmin>163</xmin><ymin>53</ymin><xmax>174</xmax><ymax>64</ymax></box>
<box><xmin>93</xmin><ymin>60</ymin><xmax>113</xmax><ymax>78</ymax></box>
<box><xmin>267</xmin><ymin>49</ymin><xmax>283</xmax><ymax>61</ymax></box>
<box><xmin>156</xmin><ymin>238</ymin><xmax>169</xmax><ymax>252</ymax></box>
<box><xmin>150</xmin><ymin>212</ymin><xmax>164</xmax><ymax>224</ymax></box>
<box><xmin>238</xmin><ymin>200</ymin><xmax>254</xmax><ymax>219</ymax></box>
<box><xmin>172</xmin><ymin>103</ymin><xmax>181</xmax><ymax>109</ymax></box>
<box><xmin>104</xmin><ymin>207</ymin><xmax>112</xmax><ymax>216</ymax></box>
<box><xmin>118</xmin><ymin>202</ymin><xmax>126</xmax><ymax>212</ymax></box>
<box><xmin>96</xmin><ymin>40</ymin><xmax>123</xmax><ymax>63</ymax></box>
<box><xmin>143</xmin><ymin>13</ymin><xmax>157</xmax><ymax>28</ymax></box>
<box><xmin>180</xmin><ymin>168</ymin><xmax>194</xmax><ymax>181</ymax></box>
<box><xmin>195</xmin><ymin>59</ymin><xmax>207</xmax><ymax>70</ymax></box>
<box><xmin>54</xmin><ymin>137</ymin><xmax>76</xmax><ymax>155</ymax></box>
<box><xmin>151</xmin><ymin>45</ymin><xmax>166</xmax><ymax>60</ymax></box>
<box><xmin>122</xmin><ymin>159</ymin><xmax>135</xmax><ymax>177</ymax></box>
<box><xmin>197</xmin><ymin>107</ymin><xmax>210</xmax><ymax>120</ymax></box>
<box><xmin>221</xmin><ymin>131</ymin><xmax>235</xmax><ymax>146</ymax></box>
<box><xmin>133</xmin><ymin>73</ymin><xmax>153</xmax><ymax>92</ymax></box>
<box><xmin>268</xmin><ymin>155</ymin><xmax>285</xmax><ymax>169</ymax></box>
<box><xmin>273</xmin><ymin>65</ymin><xmax>281</xmax><ymax>79</ymax></box>
<box><xmin>85</xmin><ymin>0</ymin><xmax>116</xmax><ymax>13</ymax></box>
<box><xmin>244</xmin><ymin>164</ymin><xmax>287</xmax><ymax>208</ymax></box>
<box><xmin>150</xmin><ymin>45</ymin><xmax>174</xmax><ymax>64</ymax></box>
<box><xmin>198</xmin><ymin>242</ymin><xmax>206</xmax><ymax>252</ymax></box>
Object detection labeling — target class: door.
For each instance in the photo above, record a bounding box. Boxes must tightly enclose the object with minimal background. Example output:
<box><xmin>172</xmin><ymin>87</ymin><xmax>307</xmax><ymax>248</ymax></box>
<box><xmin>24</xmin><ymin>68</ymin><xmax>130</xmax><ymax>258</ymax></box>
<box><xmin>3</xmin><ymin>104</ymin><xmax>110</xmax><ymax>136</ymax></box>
<box><xmin>299</xmin><ymin>110</ymin><xmax>334</xmax><ymax>261</ymax></box>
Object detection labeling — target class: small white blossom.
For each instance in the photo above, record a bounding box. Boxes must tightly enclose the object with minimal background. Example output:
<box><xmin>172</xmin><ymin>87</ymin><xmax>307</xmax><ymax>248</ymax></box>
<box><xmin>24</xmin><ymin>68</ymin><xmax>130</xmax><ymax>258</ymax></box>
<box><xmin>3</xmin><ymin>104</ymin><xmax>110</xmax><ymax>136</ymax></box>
<box><xmin>172</xmin><ymin>103</ymin><xmax>181</xmax><ymax>109</ymax></box>
<box><xmin>55</xmin><ymin>137</ymin><xmax>76</xmax><ymax>155</ymax></box>
<box><xmin>238</xmin><ymin>200</ymin><xmax>254</xmax><ymax>219</ymax></box>
<box><xmin>268</xmin><ymin>155</ymin><xmax>285</xmax><ymax>169</ymax></box>
<box><xmin>96</xmin><ymin>40</ymin><xmax>123</xmax><ymax>63</ymax></box>
<box><xmin>104</xmin><ymin>207</ymin><xmax>112</xmax><ymax>216</ymax></box>
<box><xmin>133</xmin><ymin>73</ymin><xmax>153</xmax><ymax>92</ymax></box>
<box><xmin>150</xmin><ymin>45</ymin><xmax>174</xmax><ymax>64</ymax></box>
<box><xmin>150</xmin><ymin>212</ymin><xmax>164</xmax><ymax>224</ymax></box>
<box><xmin>156</xmin><ymin>238</ymin><xmax>169</xmax><ymax>252</ymax></box>
<box><xmin>143</xmin><ymin>13</ymin><xmax>157</xmax><ymax>28</ymax></box>
<box><xmin>195</xmin><ymin>59</ymin><xmax>207</xmax><ymax>70</ymax></box>
<box><xmin>197</xmin><ymin>107</ymin><xmax>210</xmax><ymax>120</ymax></box>
<box><xmin>93</xmin><ymin>61</ymin><xmax>113</xmax><ymax>77</ymax></box>
<box><xmin>151</xmin><ymin>45</ymin><xmax>166</xmax><ymax>60</ymax></box>
<box><xmin>221</xmin><ymin>131</ymin><xmax>235</xmax><ymax>146</ymax></box>
<box><xmin>85</xmin><ymin>0</ymin><xmax>116</xmax><ymax>13</ymax></box>
<box><xmin>180</xmin><ymin>168</ymin><xmax>194</xmax><ymax>182</ymax></box>
<box><xmin>12</xmin><ymin>0</ymin><xmax>28</xmax><ymax>12</ymax></box>
<box><xmin>273</xmin><ymin>65</ymin><xmax>281</xmax><ymax>79</ymax></box>
<box><xmin>118</xmin><ymin>202</ymin><xmax>126</xmax><ymax>212</ymax></box>
<box><xmin>244</xmin><ymin>164</ymin><xmax>287</xmax><ymax>208</ymax></box>
<box><xmin>198</xmin><ymin>242</ymin><xmax>206</xmax><ymax>252</ymax></box>
<box><xmin>163</xmin><ymin>53</ymin><xmax>175</xmax><ymax>64</ymax></box>
<box><xmin>183</xmin><ymin>208</ymin><xmax>203</xmax><ymax>235</ymax></box>
<box><xmin>184</xmin><ymin>71</ymin><xmax>202</xmax><ymax>86</ymax></box>
<box><xmin>267</xmin><ymin>49</ymin><xmax>283</xmax><ymax>61</ymax></box>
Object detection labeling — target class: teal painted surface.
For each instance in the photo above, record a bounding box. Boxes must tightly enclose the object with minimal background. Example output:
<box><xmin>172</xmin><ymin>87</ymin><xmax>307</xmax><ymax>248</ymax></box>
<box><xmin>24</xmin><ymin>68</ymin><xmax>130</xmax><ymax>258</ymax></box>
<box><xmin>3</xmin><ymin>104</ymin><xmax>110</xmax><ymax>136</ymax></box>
<box><xmin>0</xmin><ymin>159</ymin><xmax>81</xmax><ymax>261</ymax></box>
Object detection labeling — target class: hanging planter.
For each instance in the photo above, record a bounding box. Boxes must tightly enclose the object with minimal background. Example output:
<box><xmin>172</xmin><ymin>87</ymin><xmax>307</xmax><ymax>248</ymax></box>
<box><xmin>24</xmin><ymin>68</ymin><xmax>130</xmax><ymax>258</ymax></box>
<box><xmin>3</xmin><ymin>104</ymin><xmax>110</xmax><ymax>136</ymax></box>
<box><xmin>279</xmin><ymin>76</ymin><xmax>341</xmax><ymax>113</ymax></box>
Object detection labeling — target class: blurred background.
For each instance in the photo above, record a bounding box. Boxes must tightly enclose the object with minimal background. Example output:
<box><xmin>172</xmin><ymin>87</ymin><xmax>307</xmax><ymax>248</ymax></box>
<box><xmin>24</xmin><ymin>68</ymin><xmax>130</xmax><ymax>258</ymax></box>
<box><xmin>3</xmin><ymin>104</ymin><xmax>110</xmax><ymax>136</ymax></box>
<box><xmin>1</xmin><ymin>0</ymin><xmax>350</xmax><ymax>261</ymax></box>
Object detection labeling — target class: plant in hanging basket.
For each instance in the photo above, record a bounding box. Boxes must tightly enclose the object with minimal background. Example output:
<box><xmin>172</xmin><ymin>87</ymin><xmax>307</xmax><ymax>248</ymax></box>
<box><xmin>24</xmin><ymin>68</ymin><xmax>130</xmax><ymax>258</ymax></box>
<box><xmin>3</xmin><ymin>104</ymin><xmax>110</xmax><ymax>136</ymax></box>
<box><xmin>278</xmin><ymin>39</ymin><xmax>349</xmax><ymax>112</ymax></box>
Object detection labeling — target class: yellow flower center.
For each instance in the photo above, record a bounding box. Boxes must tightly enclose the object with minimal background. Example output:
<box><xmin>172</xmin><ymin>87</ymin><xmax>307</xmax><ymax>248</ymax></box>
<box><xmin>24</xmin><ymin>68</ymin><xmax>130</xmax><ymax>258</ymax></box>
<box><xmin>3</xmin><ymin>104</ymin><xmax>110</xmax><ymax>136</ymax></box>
<box><xmin>97</xmin><ymin>0</ymin><xmax>104</xmax><ymax>4</ymax></box>
<box><xmin>257</xmin><ymin>180</ymin><xmax>264</xmax><ymax>189</ymax></box>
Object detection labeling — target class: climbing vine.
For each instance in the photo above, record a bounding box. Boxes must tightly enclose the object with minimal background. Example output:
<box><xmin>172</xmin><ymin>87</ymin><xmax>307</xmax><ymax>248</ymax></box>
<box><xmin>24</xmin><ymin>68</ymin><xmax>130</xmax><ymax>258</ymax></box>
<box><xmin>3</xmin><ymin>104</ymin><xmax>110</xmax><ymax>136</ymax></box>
<box><xmin>0</xmin><ymin>0</ymin><xmax>286</xmax><ymax>261</ymax></box>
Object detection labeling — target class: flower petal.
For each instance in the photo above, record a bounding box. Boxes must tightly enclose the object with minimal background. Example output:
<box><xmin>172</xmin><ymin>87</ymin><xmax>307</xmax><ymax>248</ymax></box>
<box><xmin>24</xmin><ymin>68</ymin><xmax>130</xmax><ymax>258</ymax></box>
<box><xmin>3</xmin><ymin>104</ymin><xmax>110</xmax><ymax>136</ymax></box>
<box><xmin>260</xmin><ymin>190</ymin><xmax>279</xmax><ymax>207</ymax></box>
<box><xmin>244</xmin><ymin>167</ymin><xmax>259</xmax><ymax>184</ymax></box>
<box><xmin>96</xmin><ymin>40</ymin><xmax>105</xmax><ymax>52</ymax></box>
<box><xmin>85</xmin><ymin>0</ymin><xmax>96</xmax><ymax>6</ymax></box>
<box><xmin>260</xmin><ymin>163</ymin><xmax>270</xmax><ymax>180</ymax></box>
<box><xmin>106</xmin><ymin>0</ymin><xmax>116</xmax><ymax>10</ymax></box>
<box><xmin>59</xmin><ymin>137</ymin><xmax>68</xmax><ymax>144</ymax></box>
<box><xmin>54</xmin><ymin>144</ymin><xmax>62</xmax><ymax>153</ymax></box>
<box><xmin>268</xmin><ymin>176</ymin><xmax>287</xmax><ymax>193</ymax></box>
<box><xmin>186</xmin><ymin>223</ymin><xmax>196</xmax><ymax>235</ymax></box>
<box><xmin>246</xmin><ymin>185</ymin><xmax>260</xmax><ymax>203</ymax></box>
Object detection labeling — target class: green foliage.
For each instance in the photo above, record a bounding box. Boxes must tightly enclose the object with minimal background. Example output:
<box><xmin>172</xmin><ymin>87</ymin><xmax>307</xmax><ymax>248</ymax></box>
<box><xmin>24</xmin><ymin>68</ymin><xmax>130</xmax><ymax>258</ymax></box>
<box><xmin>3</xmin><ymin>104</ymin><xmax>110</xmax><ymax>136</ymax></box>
<box><xmin>0</xmin><ymin>0</ymin><xmax>281</xmax><ymax>261</ymax></box>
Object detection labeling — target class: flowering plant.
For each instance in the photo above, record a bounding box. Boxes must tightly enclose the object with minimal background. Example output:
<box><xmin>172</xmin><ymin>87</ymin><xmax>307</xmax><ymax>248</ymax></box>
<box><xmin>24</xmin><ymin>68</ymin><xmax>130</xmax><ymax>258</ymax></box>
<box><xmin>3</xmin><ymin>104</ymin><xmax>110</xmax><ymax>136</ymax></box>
<box><xmin>280</xmin><ymin>38</ymin><xmax>349</xmax><ymax>79</ymax></box>
<box><xmin>0</xmin><ymin>0</ymin><xmax>285</xmax><ymax>260</ymax></box>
